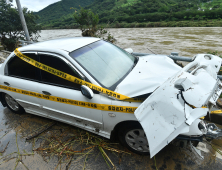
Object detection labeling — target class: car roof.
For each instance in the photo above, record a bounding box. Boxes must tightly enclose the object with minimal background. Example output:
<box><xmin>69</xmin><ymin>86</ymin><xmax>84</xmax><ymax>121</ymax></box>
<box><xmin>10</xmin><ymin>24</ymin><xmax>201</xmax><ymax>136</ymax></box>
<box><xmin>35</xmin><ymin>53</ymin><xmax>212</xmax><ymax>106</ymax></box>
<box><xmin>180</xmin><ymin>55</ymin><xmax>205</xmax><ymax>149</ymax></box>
<box><xmin>19</xmin><ymin>37</ymin><xmax>100</xmax><ymax>52</ymax></box>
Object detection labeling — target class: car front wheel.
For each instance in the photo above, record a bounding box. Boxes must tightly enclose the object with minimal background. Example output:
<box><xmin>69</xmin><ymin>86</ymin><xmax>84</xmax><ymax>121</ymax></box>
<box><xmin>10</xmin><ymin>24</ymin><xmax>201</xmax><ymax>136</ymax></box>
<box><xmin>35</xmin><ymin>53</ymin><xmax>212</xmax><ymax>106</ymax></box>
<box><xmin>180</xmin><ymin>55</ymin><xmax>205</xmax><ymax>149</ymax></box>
<box><xmin>4</xmin><ymin>93</ymin><xmax>24</xmax><ymax>114</ymax></box>
<box><xmin>118</xmin><ymin>123</ymin><xmax>149</xmax><ymax>155</ymax></box>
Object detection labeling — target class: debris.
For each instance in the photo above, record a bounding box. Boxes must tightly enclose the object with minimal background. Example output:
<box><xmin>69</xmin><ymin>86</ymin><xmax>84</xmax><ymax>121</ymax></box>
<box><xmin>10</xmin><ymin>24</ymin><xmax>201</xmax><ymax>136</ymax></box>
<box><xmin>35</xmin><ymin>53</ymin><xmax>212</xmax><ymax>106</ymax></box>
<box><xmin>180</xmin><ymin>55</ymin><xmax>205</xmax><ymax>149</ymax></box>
<box><xmin>190</xmin><ymin>141</ymin><xmax>204</xmax><ymax>159</ymax></box>
<box><xmin>83</xmin><ymin>152</ymin><xmax>88</xmax><ymax>170</ymax></box>
<box><xmin>154</xmin><ymin>156</ymin><xmax>158</xmax><ymax>170</ymax></box>
<box><xmin>0</xmin><ymin>141</ymin><xmax>9</xmax><ymax>153</ymax></box>
<box><xmin>26</xmin><ymin>122</ymin><xmax>55</xmax><ymax>140</ymax></box>
<box><xmin>97</xmin><ymin>140</ymin><xmax>116</xmax><ymax>169</ymax></box>
<box><xmin>205</xmin><ymin>139</ymin><xmax>222</xmax><ymax>157</ymax></box>
<box><xmin>0</xmin><ymin>131</ymin><xmax>9</xmax><ymax>140</ymax></box>
<box><xmin>65</xmin><ymin>155</ymin><xmax>74</xmax><ymax>170</ymax></box>
<box><xmin>31</xmin><ymin>127</ymin><xmax>128</xmax><ymax>169</ymax></box>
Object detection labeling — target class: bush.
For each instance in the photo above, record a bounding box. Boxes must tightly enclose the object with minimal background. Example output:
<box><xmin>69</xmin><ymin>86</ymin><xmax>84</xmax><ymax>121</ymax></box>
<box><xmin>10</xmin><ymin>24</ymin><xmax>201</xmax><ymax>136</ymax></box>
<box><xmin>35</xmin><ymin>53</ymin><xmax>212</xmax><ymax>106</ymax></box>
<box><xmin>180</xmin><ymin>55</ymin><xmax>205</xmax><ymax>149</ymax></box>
<box><xmin>137</xmin><ymin>23</ymin><xmax>146</xmax><ymax>27</ymax></box>
<box><xmin>0</xmin><ymin>0</ymin><xmax>41</xmax><ymax>51</ymax></box>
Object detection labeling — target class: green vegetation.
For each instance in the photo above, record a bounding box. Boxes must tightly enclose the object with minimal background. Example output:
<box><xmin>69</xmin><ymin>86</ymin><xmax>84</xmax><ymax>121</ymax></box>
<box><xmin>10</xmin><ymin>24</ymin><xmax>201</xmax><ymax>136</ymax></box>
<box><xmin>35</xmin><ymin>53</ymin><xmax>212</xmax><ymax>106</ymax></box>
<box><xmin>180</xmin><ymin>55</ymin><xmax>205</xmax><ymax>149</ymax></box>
<box><xmin>0</xmin><ymin>0</ymin><xmax>41</xmax><ymax>51</ymax></box>
<box><xmin>208</xmin><ymin>51</ymin><xmax>222</xmax><ymax>58</ymax></box>
<box><xmin>88</xmin><ymin>0</ymin><xmax>222</xmax><ymax>24</ymax></box>
<box><xmin>74</xmin><ymin>8</ymin><xmax>116</xmax><ymax>43</ymax></box>
<box><xmin>35</xmin><ymin>0</ymin><xmax>94</xmax><ymax>26</ymax></box>
<box><xmin>100</xmin><ymin>19</ymin><xmax>222</xmax><ymax>28</ymax></box>
<box><xmin>35</xmin><ymin>0</ymin><xmax>222</xmax><ymax>29</ymax></box>
<box><xmin>74</xmin><ymin>7</ymin><xmax>99</xmax><ymax>37</ymax></box>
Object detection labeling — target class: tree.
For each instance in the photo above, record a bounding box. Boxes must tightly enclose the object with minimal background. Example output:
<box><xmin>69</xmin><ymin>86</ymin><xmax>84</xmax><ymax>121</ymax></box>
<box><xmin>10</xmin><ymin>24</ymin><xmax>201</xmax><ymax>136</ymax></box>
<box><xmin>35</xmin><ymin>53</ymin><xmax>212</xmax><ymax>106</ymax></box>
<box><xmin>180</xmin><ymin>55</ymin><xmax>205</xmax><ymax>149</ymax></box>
<box><xmin>74</xmin><ymin>7</ymin><xmax>99</xmax><ymax>37</ymax></box>
<box><xmin>73</xmin><ymin>7</ymin><xmax>116</xmax><ymax>43</ymax></box>
<box><xmin>0</xmin><ymin>0</ymin><xmax>41</xmax><ymax>51</ymax></box>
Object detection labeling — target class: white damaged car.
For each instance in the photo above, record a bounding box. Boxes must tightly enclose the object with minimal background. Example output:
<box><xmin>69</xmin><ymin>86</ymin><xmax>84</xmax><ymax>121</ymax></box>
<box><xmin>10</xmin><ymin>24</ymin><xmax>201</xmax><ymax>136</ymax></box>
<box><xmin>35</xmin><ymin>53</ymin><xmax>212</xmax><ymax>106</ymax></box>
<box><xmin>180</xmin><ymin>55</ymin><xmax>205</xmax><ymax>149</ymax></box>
<box><xmin>0</xmin><ymin>37</ymin><xmax>222</xmax><ymax>157</ymax></box>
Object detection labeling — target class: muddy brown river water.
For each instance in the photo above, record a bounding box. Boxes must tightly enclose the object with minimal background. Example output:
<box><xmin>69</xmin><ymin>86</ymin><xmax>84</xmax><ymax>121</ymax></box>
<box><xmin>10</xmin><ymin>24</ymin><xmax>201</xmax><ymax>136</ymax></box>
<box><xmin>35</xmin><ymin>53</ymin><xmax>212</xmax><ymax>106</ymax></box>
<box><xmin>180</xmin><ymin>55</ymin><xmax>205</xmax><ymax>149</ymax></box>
<box><xmin>0</xmin><ymin>27</ymin><xmax>222</xmax><ymax>169</ymax></box>
<box><xmin>38</xmin><ymin>27</ymin><xmax>222</xmax><ymax>57</ymax></box>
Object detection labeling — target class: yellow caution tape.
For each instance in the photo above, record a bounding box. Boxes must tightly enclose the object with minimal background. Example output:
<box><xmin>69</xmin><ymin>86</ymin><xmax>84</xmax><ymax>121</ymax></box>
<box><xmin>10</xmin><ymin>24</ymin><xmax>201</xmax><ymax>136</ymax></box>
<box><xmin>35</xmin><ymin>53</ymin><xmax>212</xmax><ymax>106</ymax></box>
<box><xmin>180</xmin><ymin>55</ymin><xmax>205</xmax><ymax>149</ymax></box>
<box><xmin>14</xmin><ymin>48</ymin><xmax>143</xmax><ymax>102</ymax></box>
<box><xmin>211</xmin><ymin>110</ymin><xmax>222</xmax><ymax>114</ymax></box>
<box><xmin>0</xmin><ymin>85</ymin><xmax>137</xmax><ymax>114</ymax></box>
<box><xmin>1</xmin><ymin>83</ymin><xmax>221</xmax><ymax>116</ymax></box>
<box><xmin>200</xmin><ymin>109</ymin><xmax>222</xmax><ymax>119</ymax></box>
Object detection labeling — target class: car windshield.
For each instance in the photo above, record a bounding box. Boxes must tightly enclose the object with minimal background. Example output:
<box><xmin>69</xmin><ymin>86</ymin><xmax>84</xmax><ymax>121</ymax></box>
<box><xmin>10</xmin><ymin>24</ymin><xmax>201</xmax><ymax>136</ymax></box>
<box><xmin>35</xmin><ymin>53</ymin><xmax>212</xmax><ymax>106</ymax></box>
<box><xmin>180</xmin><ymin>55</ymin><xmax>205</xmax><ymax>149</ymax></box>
<box><xmin>69</xmin><ymin>40</ymin><xmax>135</xmax><ymax>89</ymax></box>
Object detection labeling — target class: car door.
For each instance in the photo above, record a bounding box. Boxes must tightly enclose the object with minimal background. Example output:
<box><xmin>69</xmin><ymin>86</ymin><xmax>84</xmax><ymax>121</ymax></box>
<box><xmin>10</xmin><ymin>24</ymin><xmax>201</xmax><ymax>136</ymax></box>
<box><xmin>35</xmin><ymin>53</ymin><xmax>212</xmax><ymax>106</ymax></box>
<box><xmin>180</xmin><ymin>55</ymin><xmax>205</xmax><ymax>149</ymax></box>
<box><xmin>1</xmin><ymin>52</ymin><xmax>43</xmax><ymax>115</ymax></box>
<box><xmin>36</xmin><ymin>52</ymin><xmax>103</xmax><ymax>131</ymax></box>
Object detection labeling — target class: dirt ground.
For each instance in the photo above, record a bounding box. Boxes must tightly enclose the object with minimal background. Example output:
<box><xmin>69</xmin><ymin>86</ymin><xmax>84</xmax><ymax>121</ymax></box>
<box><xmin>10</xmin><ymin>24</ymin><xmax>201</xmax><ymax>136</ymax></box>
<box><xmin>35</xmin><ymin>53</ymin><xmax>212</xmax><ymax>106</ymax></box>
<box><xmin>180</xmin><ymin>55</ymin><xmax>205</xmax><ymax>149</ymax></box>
<box><xmin>0</xmin><ymin>105</ymin><xmax>221</xmax><ymax>170</ymax></box>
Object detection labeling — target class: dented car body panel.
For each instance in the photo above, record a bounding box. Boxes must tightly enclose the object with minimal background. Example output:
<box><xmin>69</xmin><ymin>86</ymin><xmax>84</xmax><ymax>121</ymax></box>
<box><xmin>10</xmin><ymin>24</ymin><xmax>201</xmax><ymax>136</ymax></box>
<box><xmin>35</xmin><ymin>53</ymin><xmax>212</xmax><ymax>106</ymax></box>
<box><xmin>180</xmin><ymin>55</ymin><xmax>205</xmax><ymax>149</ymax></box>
<box><xmin>116</xmin><ymin>55</ymin><xmax>181</xmax><ymax>97</ymax></box>
<box><xmin>135</xmin><ymin>54</ymin><xmax>222</xmax><ymax>158</ymax></box>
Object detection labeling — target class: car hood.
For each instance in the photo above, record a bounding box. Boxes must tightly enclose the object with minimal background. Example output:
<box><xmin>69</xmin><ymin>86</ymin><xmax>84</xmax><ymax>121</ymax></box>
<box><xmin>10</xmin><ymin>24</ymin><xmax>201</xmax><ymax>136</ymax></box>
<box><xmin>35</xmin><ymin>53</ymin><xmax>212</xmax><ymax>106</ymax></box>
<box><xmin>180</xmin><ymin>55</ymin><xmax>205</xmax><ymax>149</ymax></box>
<box><xmin>115</xmin><ymin>55</ymin><xmax>181</xmax><ymax>97</ymax></box>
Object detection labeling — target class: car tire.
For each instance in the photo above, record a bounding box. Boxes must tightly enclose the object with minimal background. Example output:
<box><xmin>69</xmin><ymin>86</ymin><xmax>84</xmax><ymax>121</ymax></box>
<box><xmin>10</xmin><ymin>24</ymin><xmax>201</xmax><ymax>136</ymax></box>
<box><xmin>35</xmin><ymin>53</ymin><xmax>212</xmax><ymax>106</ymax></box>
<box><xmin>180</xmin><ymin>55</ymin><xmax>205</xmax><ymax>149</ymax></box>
<box><xmin>3</xmin><ymin>93</ymin><xmax>24</xmax><ymax>114</ymax></box>
<box><xmin>118</xmin><ymin>122</ymin><xmax>149</xmax><ymax>155</ymax></box>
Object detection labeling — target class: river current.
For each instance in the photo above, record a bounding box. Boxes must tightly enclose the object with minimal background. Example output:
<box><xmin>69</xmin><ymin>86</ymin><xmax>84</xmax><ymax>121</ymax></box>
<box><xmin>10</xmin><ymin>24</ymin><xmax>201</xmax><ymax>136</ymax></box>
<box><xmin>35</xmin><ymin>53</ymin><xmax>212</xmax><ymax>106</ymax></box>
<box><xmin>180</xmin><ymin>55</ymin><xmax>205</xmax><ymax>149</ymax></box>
<box><xmin>39</xmin><ymin>27</ymin><xmax>222</xmax><ymax>57</ymax></box>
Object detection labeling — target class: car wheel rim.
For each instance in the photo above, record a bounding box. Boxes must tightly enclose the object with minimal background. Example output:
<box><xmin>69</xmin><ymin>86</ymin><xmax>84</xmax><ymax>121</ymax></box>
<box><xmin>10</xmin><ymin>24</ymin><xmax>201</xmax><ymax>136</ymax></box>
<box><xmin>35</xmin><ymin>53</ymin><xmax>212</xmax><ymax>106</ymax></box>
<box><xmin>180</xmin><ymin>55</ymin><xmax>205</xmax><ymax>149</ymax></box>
<box><xmin>125</xmin><ymin>129</ymin><xmax>149</xmax><ymax>152</ymax></box>
<box><xmin>5</xmin><ymin>94</ymin><xmax>19</xmax><ymax>111</ymax></box>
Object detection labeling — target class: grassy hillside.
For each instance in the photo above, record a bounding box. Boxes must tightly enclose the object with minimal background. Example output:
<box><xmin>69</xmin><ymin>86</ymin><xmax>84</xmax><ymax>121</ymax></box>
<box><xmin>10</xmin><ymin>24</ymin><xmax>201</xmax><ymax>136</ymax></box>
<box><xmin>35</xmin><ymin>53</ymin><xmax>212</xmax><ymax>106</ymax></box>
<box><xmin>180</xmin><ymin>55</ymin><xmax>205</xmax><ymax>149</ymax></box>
<box><xmin>37</xmin><ymin>0</ymin><xmax>222</xmax><ymax>29</ymax></box>
<box><xmin>35</xmin><ymin>0</ymin><xmax>94</xmax><ymax>25</ymax></box>
<box><xmin>85</xmin><ymin>0</ymin><xmax>222</xmax><ymax>23</ymax></box>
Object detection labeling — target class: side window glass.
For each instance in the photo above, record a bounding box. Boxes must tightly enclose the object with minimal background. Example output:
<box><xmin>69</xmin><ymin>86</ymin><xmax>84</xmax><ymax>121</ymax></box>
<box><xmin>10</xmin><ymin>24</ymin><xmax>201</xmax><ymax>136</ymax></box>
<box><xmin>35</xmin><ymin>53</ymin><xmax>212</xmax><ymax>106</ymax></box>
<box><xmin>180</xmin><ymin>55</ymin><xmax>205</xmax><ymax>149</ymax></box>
<box><xmin>39</xmin><ymin>54</ymin><xmax>81</xmax><ymax>90</ymax></box>
<box><xmin>7</xmin><ymin>53</ymin><xmax>37</xmax><ymax>80</ymax></box>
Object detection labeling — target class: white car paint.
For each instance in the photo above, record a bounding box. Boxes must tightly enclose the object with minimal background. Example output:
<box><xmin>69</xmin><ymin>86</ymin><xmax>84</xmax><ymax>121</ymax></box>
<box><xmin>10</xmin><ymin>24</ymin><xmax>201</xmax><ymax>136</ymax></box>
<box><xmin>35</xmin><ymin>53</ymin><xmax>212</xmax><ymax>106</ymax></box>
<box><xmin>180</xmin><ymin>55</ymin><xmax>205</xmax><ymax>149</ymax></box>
<box><xmin>0</xmin><ymin>37</ymin><xmax>222</xmax><ymax>157</ymax></box>
<box><xmin>32</xmin><ymin>37</ymin><xmax>100</xmax><ymax>52</ymax></box>
<box><xmin>135</xmin><ymin>54</ymin><xmax>222</xmax><ymax>158</ymax></box>
<box><xmin>116</xmin><ymin>54</ymin><xmax>181</xmax><ymax>97</ymax></box>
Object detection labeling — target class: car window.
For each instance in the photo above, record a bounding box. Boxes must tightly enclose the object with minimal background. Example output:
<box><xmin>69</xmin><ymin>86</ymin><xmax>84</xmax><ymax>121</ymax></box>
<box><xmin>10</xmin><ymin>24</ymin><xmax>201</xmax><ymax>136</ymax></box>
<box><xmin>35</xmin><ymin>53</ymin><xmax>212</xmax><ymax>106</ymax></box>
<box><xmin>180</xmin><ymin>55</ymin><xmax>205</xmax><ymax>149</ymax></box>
<box><xmin>69</xmin><ymin>40</ymin><xmax>135</xmax><ymax>89</ymax></box>
<box><xmin>7</xmin><ymin>53</ymin><xmax>38</xmax><ymax>80</ymax></box>
<box><xmin>39</xmin><ymin>54</ymin><xmax>82</xmax><ymax>90</ymax></box>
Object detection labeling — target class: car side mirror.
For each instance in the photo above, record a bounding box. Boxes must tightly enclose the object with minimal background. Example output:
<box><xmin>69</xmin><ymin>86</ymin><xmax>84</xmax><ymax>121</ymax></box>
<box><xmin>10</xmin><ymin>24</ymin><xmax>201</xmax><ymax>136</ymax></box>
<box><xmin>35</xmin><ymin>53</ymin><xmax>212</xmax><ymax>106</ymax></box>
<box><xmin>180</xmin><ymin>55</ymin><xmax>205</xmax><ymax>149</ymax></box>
<box><xmin>81</xmin><ymin>85</ymin><xmax>94</xmax><ymax>99</ymax></box>
<box><xmin>125</xmin><ymin>48</ymin><xmax>133</xmax><ymax>54</ymax></box>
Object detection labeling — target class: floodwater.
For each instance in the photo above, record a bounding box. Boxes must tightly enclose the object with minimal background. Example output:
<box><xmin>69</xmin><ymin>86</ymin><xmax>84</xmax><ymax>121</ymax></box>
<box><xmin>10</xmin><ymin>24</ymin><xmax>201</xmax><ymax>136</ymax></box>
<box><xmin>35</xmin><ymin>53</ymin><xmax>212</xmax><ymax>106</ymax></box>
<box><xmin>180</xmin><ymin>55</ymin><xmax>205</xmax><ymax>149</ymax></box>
<box><xmin>38</xmin><ymin>27</ymin><xmax>222</xmax><ymax>57</ymax></box>
<box><xmin>0</xmin><ymin>27</ymin><xmax>222</xmax><ymax>169</ymax></box>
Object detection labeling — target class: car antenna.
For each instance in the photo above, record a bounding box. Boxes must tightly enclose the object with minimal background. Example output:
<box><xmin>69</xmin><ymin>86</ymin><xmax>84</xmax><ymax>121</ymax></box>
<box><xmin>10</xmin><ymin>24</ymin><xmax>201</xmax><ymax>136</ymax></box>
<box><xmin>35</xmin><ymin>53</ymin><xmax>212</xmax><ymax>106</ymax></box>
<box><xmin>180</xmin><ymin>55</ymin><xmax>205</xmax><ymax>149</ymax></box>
<box><xmin>147</xmin><ymin>47</ymin><xmax>156</xmax><ymax>54</ymax></box>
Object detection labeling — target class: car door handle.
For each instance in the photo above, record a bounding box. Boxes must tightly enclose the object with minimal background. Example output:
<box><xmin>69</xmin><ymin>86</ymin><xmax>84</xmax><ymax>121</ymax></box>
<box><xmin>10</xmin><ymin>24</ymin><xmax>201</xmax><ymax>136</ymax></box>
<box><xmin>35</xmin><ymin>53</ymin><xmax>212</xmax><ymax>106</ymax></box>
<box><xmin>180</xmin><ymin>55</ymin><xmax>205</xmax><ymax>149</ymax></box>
<box><xmin>4</xmin><ymin>82</ymin><xmax>10</xmax><ymax>86</ymax></box>
<box><xmin>42</xmin><ymin>91</ymin><xmax>51</xmax><ymax>96</ymax></box>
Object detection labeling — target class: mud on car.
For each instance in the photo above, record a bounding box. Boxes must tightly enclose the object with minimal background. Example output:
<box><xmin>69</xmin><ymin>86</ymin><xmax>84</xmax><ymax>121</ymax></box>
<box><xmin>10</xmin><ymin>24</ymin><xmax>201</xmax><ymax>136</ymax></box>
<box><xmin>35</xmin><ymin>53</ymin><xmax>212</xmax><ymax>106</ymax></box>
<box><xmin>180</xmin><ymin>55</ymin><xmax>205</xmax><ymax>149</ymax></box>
<box><xmin>0</xmin><ymin>37</ymin><xmax>222</xmax><ymax>157</ymax></box>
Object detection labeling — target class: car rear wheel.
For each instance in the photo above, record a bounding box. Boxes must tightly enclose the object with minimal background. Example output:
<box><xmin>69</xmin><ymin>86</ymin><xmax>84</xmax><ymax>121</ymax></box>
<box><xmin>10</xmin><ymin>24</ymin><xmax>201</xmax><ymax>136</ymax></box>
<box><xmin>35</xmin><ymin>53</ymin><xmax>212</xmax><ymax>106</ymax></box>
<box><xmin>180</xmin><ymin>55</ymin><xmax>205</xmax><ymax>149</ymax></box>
<box><xmin>4</xmin><ymin>93</ymin><xmax>24</xmax><ymax>114</ymax></box>
<box><xmin>118</xmin><ymin>123</ymin><xmax>149</xmax><ymax>155</ymax></box>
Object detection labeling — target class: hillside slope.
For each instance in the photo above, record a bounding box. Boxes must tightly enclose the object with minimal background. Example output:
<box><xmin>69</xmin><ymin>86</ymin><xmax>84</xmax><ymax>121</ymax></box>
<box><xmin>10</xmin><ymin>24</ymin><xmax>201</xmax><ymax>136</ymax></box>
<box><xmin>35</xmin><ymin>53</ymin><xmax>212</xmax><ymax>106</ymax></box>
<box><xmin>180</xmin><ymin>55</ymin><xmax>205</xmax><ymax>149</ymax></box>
<box><xmin>37</xmin><ymin>0</ymin><xmax>222</xmax><ymax>28</ymax></box>
<box><xmin>35</xmin><ymin>0</ymin><xmax>94</xmax><ymax>24</ymax></box>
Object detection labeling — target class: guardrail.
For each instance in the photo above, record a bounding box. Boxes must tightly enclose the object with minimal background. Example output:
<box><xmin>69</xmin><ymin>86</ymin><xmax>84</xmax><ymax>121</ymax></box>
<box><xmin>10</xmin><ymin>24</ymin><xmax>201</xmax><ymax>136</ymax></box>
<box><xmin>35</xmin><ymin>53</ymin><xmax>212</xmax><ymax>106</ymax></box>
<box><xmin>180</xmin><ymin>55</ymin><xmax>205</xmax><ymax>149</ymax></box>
<box><xmin>132</xmin><ymin>52</ymin><xmax>193</xmax><ymax>62</ymax></box>
<box><xmin>132</xmin><ymin>52</ymin><xmax>222</xmax><ymax>80</ymax></box>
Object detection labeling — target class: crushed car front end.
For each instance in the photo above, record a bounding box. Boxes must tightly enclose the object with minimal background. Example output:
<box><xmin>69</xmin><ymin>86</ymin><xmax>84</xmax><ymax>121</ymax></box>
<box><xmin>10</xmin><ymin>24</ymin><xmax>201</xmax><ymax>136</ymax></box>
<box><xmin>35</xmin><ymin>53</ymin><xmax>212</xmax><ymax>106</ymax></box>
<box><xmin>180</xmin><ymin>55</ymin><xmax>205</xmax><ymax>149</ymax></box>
<box><xmin>134</xmin><ymin>53</ymin><xmax>222</xmax><ymax>157</ymax></box>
